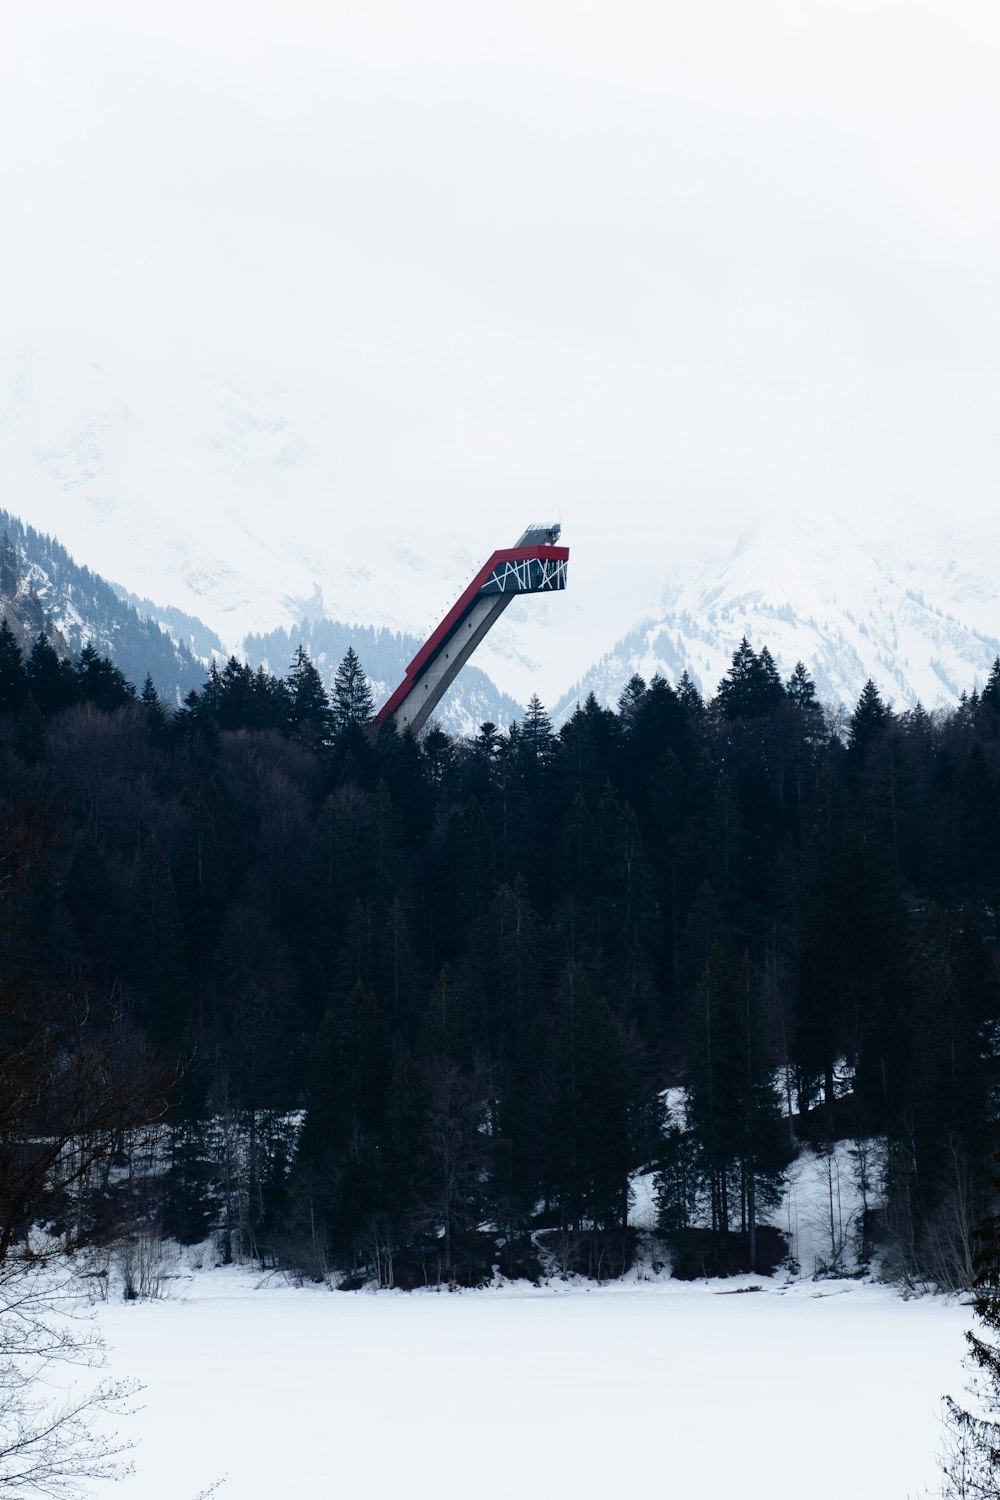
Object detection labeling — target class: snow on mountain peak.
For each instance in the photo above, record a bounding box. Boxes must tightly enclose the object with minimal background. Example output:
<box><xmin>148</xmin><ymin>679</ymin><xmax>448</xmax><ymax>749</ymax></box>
<box><xmin>557</xmin><ymin>513</ymin><xmax>1000</xmax><ymax>719</ymax></box>
<box><xmin>5</xmin><ymin>345</ymin><xmax>1000</xmax><ymax>720</ymax></box>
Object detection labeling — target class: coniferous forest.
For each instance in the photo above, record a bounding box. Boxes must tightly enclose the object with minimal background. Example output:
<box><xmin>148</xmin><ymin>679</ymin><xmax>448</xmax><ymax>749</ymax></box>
<box><xmin>2</xmin><ymin>621</ymin><xmax>1000</xmax><ymax>1290</ymax></box>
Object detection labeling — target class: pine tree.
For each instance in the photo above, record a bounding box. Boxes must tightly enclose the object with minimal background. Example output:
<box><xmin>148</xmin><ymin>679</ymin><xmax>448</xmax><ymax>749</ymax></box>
<box><xmin>0</xmin><ymin>533</ymin><xmax>19</xmax><ymax>597</ymax></box>
<box><xmin>375</xmin><ymin>717</ymin><xmax>433</xmax><ymax>846</ymax></box>
<box><xmin>758</xmin><ymin>646</ymin><xmax>784</xmax><ymax>703</ymax></box>
<box><xmin>0</xmin><ymin>619</ymin><xmax>27</xmax><ymax>712</ymax></box>
<box><xmin>793</xmin><ymin>825</ymin><xmax>846</xmax><ymax>1113</ymax></box>
<box><xmin>376</xmin><ymin>1049</ymin><xmax>432</xmax><ymax>1281</ymax></box>
<box><xmin>840</xmin><ymin>797</ymin><xmax>909</xmax><ymax>1132</ymax></box>
<box><xmin>956</xmin><ymin>745</ymin><xmax>1000</xmax><ymax>904</ymax></box>
<box><xmin>728</xmin><ymin>954</ymin><xmax>788</xmax><ymax>1270</ymax></box>
<box><xmin>62</xmin><ymin>831</ymin><xmax>117</xmax><ymax>976</ymax></box>
<box><xmin>679</xmin><ymin>885</ymin><xmax>788</xmax><ymax>1263</ymax></box>
<box><xmin>224</xmin><ymin>981</ymin><xmax>291</xmax><ymax>1264</ymax></box>
<box><xmin>287</xmin><ymin>645</ymin><xmax>334</xmax><ymax>744</ymax></box>
<box><xmin>556</xmin><ymin>693</ymin><xmax>619</xmax><ymax>803</ymax></box>
<box><xmin>434</xmin><ymin>796</ymin><xmax>496</xmax><ymax>935</ymax></box>
<box><xmin>419</xmin><ymin>963</ymin><xmax>475</xmax><ymax>1070</ymax></box>
<box><xmin>139</xmin><ymin>672</ymin><xmax>169</xmax><ymax>740</ymax></box>
<box><xmin>75</xmin><ymin>642</ymin><xmax>135</xmax><ymax>710</ymax></box>
<box><xmin>418</xmin><ymin>1056</ymin><xmax>489</xmax><ymax>1283</ymax></box>
<box><xmin>332</xmin><ymin>647</ymin><xmax>375</xmax><ymax>733</ymax></box>
<box><xmin>786</xmin><ymin>660</ymin><xmax>821</xmax><ymax>716</ymax></box>
<box><xmin>129</xmin><ymin>834</ymin><xmax>190</xmax><ymax>1053</ymax></box>
<box><xmin>656</xmin><ymin>1119</ymin><xmax>701</xmax><ymax>1234</ymax></box>
<box><xmin>315</xmin><ymin>980</ymin><xmax>391</xmax><ymax>1262</ymax></box>
<box><xmin>174</xmin><ymin>778</ymin><xmax>238</xmax><ymax>961</ymax></box>
<box><xmin>848</xmin><ymin>678</ymin><xmax>889</xmax><ymax>756</ymax></box>
<box><xmin>539</xmin><ymin>964</ymin><xmax>633</xmax><ymax>1245</ymax></box>
<box><xmin>377</xmin><ymin>894</ymin><xmax>420</xmax><ymax>1035</ymax></box>
<box><xmin>251</xmin><ymin>664</ymin><xmax>292</xmax><ymax>731</ymax></box>
<box><xmin>521</xmin><ymin>694</ymin><xmax>555</xmax><ymax>765</ymax></box>
<box><xmin>468</xmin><ymin>721</ymin><xmax>503</xmax><ymax>797</ymax></box>
<box><xmin>716</xmin><ymin>637</ymin><xmax>784</xmax><ymax>719</ymax></box>
<box><xmin>212</xmin><ymin>656</ymin><xmax>290</xmax><ymax>732</ymax></box>
<box><xmin>25</xmin><ymin>632</ymin><xmax>77</xmax><ymax>717</ymax></box>
<box><xmin>677</xmin><ymin>669</ymin><xmax>704</xmax><ymax>714</ymax></box>
<box><xmin>941</xmin><ymin>1177</ymin><xmax>1000</xmax><ymax>1497</ymax></box>
<box><xmin>978</xmin><ymin>657</ymin><xmax>1000</xmax><ymax>734</ymax></box>
<box><xmin>15</xmin><ymin>693</ymin><xmax>49</xmax><ymax>766</ymax></box>
<box><xmin>469</xmin><ymin>880</ymin><xmax>541</xmax><ymax>1070</ymax></box>
<box><xmin>887</xmin><ymin>908</ymin><xmax>992</xmax><ymax>1286</ymax></box>
<box><xmin>622</xmin><ymin>673</ymin><xmax>689</xmax><ymax>799</ymax></box>
<box><xmin>616</xmin><ymin>674</ymin><xmax>647</xmax><ymax>725</ymax></box>
<box><xmin>183</xmin><ymin>661</ymin><xmax>224</xmax><ymax>728</ymax></box>
<box><xmin>422</xmin><ymin>725</ymin><xmax>456</xmax><ymax>796</ymax></box>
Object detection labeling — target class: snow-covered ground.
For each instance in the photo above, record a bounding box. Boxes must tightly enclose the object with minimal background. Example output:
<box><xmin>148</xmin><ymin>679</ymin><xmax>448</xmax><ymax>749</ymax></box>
<box><xmin>90</xmin><ymin>1267</ymin><xmax>966</xmax><ymax>1500</ymax></box>
<box><xmin>78</xmin><ymin>1145</ymin><xmax>968</xmax><ymax>1500</ymax></box>
<box><xmin>631</xmin><ymin>1125</ymin><xmax>870</xmax><ymax>1278</ymax></box>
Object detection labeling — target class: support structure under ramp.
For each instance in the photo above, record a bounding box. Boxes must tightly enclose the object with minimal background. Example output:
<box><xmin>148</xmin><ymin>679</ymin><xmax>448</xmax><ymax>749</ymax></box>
<box><xmin>376</xmin><ymin>524</ymin><xmax>569</xmax><ymax>737</ymax></box>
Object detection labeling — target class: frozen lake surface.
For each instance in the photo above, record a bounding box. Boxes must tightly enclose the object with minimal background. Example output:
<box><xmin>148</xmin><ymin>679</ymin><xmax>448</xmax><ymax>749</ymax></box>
<box><xmin>90</xmin><ymin>1267</ymin><xmax>968</xmax><ymax>1500</ymax></box>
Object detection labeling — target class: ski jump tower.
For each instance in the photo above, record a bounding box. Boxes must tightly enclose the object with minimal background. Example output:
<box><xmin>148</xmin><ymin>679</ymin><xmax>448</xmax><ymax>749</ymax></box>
<box><xmin>375</xmin><ymin>524</ymin><xmax>569</xmax><ymax>737</ymax></box>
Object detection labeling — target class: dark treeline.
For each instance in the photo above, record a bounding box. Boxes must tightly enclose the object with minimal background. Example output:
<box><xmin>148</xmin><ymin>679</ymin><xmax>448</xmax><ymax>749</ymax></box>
<box><xmin>2</xmin><ymin>617</ymin><xmax>1000</xmax><ymax>1288</ymax></box>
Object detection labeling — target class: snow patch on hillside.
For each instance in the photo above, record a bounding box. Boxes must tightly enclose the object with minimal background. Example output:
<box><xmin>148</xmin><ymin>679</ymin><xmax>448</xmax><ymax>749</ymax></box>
<box><xmin>630</xmin><ymin>1138</ymin><xmax>870</xmax><ymax>1280</ymax></box>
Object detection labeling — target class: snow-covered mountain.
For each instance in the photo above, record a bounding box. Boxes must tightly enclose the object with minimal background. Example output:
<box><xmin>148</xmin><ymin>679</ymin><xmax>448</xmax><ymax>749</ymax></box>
<box><xmin>0</xmin><ymin>509</ymin><xmax>205</xmax><ymax>703</ymax></box>
<box><xmin>6</xmin><ymin>348</ymin><xmax>1000</xmax><ymax>724</ymax></box>
<box><xmin>0</xmin><ymin>508</ymin><xmax>522</xmax><ymax>733</ymax></box>
<box><xmin>1</xmin><ymin>349</ymin><xmax>585</xmax><ymax>707</ymax></box>
<box><xmin>555</xmin><ymin>515</ymin><xmax>1000</xmax><ymax>719</ymax></box>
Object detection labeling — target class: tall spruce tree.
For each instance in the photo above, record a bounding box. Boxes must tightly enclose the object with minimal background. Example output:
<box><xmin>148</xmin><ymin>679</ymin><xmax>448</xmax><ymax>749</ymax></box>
<box><xmin>848</xmin><ymin>678</ymin><xmax>889</xmax><ymax>758</ymax></box>
<box><xmin>539</xmin><ymin>964</ymin><xmax>634</xmax><ymax>1249</ymax></box>
<box><xmin>129</xmin><ymin>834</ymin><xmax>190</xmax><ymax>1054</ymax></box>
<box><xmin>332</xmin><ymin>647</ymin><xmax>375</xmax><ymax>733</ymax></box>
<box><xmin>717</xmin><ymin>637</ymin><xmax>785</xmax><ymax>719</ymax></box>
<box><xmin>25</xmin><ymin>632</ymin><xmax>77</xmax><ymax>717</ymax></box>
<box><xmin>287</xmin><ymin>644</ymin><xmax>334</xmax><ymax>744</ymax></box>
<box><xmin>0</xmin><ymin>619</ymin><xmax>26</xmax><ymax>712</ymax></box>
<box><xmin>75</xmin><ymin>642</ymin><xmax>135</xmax><ymax>711</ymax></box>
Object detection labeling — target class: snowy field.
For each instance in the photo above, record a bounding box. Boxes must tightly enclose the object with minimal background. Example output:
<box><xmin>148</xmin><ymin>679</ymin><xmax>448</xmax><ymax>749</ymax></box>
<box><xmin>89</xmin><ymin>1267</ymin><xmax>968</xmax><ymax>1500</ymax></box>
<box><xmin>75</xmin><ymin>1147</ymin><xmax>968</xmax><ymax>1500</ymax></box>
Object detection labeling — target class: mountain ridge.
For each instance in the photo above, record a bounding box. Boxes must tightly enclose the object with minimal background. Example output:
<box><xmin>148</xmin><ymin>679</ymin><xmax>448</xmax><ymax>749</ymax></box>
<box><xmin>5</xmin><ymin>350</ymin><xmax>1000</xmax><ymax>719</ymax></box>
<box><xmin>554</xmin><ymin>515</ymin><xmax>1000</xmax><ymax>721</ymax></box>
<box><xmin>0</xmin><ymin>508</ymin><xmax>524</xmax><ymax>733</ymax></box>
<box><xmin>0</xmin><ymin>508</ymin><xmax>204</xmax><ymax>703</ymax></box>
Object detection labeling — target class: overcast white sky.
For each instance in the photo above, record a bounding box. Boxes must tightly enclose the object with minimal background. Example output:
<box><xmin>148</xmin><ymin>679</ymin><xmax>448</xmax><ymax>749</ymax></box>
<box><xmin>3</xmin><ymin>0</ymin><xmax>1000</xmax><ymax>623</ymax></box>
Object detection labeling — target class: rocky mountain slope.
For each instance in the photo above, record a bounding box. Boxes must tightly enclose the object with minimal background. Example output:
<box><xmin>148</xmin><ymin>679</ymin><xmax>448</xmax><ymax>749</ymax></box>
<box><xmin>0</xmin><ymin>509</ymin><xmax>204</xmax><ymax>702</ymax></box>
<box><xmin>0</xmin><ymin>508</ymin><xmax>522</xmax><ymax>731</ymax></box>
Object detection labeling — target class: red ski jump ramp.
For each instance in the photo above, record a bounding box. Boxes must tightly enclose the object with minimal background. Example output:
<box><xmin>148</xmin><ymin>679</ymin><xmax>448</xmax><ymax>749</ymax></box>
<box><xmin>375</xmin><ymin>524</ymin><xmax>569</xmax><ymax>737</ymax></box>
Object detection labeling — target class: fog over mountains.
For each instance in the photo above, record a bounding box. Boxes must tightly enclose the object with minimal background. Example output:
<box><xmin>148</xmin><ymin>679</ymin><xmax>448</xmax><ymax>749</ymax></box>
<box><xmin>555</xmin><ymin>514</ymin><xmax>1000</xmax><ymax>719</ymax></box>
<box><xmin>0</xmin><ymin>508</ymin><xmax>523</xmax><ymax>734</ymax></box>
<box><xmin>5</xmin><ymin>0</ymin><xmax>999</xmax><ymax>727</ymax></box>
<box><xmin>4</xmin><ymin>350</ymin><xmax>999</xmax><ymax>723</ymax></box>
<box><xmin>1</xmin><ymin>351</ymin><xmax>590</xmax><ymax>711</ymax></box>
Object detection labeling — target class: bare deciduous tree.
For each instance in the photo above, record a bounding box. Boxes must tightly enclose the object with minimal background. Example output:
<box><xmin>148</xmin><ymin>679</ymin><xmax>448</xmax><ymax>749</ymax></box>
<box><xmin>0</xmin><ymin>1260</ymin><xmax>137</xmax><ymax>1496</ymax></box>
